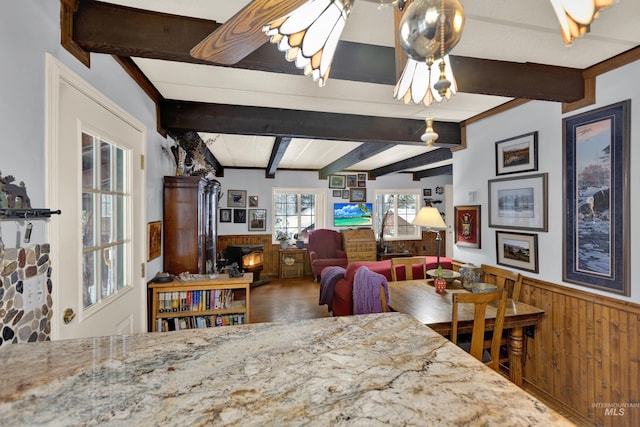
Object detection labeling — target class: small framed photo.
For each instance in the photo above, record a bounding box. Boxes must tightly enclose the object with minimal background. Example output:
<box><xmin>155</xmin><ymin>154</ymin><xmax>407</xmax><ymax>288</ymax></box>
<box><xmin>423</xmin><ymin>188</ymin><xmax>432</xmax><ymax>197</ymax></box>
<box><xmin>329</xmin><ymin>175</ymin><xmax>346</xmax><ymax>189</ymax></box>
<box><xmin>219</xmin><ymin>208</ymin><xmax>232</xmax><ymax>223</ymax></box>
<box><xmin>357</xmin><ymin>180</ymin><xmax>366</xmax><ymax>188</ymax></box>
<box><xmin>349</xmin><ymin>188</ymin><xmax>366</xmax><ymax>202</ymax></box>
<box><xmin>248</xmin><ymin>209</ymin><xmax>266</xmax><ymax>231</ymax></box>
<box><xmin>332</xmin><ymin>189</ymin><xmax>342</xmax><ymax>197</ymax></box>
<box><xmin>342</xmin><ymin>189</ymin><xmax>349</xmax><ymax>199</ymax></box>
<box><xmin>147</xmin><ymin>221</ymin><xmax>162</xmax><ymax>261</ymax></box>
<box><xmin>233</xmin><ymin>209</ymin><xmax>246</xmax><ymax>223</ymax></box>
<box><xmin>454</xmin><ymin>205</ymin><xmax>481</xmax><ymax>249</ymax></box>
<box><xmin>495</xmin><ymin>131</ymin><xmax>538</xmax><ymax>176</ymax></box>
<box><xmin>496</xmin><ymin>231</ymin><xmax>539</xmax><ymax>273</ymax></box>
<box><xmin>357</xmin><ymin>173</ymin><xmax>367</xmax><ymax>181</ymax></box>
<box><xmin>346</xmin><ymin>174</ymin><xmax>357</xmax><ymax>187</ymax></box>
<box><xmin>228</xmin><ymin>190</ymin><xmax>247</xmax><ymax>207</ymax></box>
<box><xmin>248</xmin><ymin>195</ymin><xmax>259</xmax><ymax>207</ymax></box>
<box><xmin>488</xmin><ymin>173</ymin><xmax>548</xmax><ymax>231</ymax></box>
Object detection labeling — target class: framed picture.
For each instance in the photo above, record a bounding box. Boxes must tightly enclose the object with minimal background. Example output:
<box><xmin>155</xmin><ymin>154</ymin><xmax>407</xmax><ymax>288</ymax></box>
<box><xmin>562</xmin><ymin>100</ymin><xmax>630</xmax><ymax>295</ymax></box>
<box><xmin>329</xmin><ymin>175</ymin><xmax>346</xmax><ymax>189</ymax></box>
<box><xmin>219</xmin><ymin>208</ymin><xmax>231</xmax><ymax>223</ymax></box>
<box><xmin>496</xmin><ymin>231</ymin><xmax>539</xmax><ymax>273</ymax></box>
<box><xmin>435</xmin><ymin>186</ymin><xmax>444</xmax><ymax>195</ymax></box>
<box><xmin>248</xmin><ymin>209</ymin><xmax>266</xmax><ymax>231</ymax></box>
<box><xmin>495</xmin><ymin>131</ymin><xmax>538</xmax><ymax>176</ymax></box>
<box><xmin>233</xmin><ymin>208</ymin><xmax>246</xmax><ymax>223</ymax></box>
<box><xmin>248</xmin><ymin>195</ymin><xmax>259</xmax><ymax>207</ymax></box>
<box><xmin>423</xmin><ymin>188</ymin><xmax>432</xmax><ymax>197</ymax></box>
<box><xmin>228</xmin><ymin>190</ymin><xmax>246</xmax><ymax>207</ymax></box>
<box><xmin>488</xmin><ymin>173</ymin><xmax>548</xmax><ymax>231</ymax></box>
<box><xmin>454</xmin><ymin>205</ymin><xmax>481</xmax><ymax>249</ymax></box>
<box><xmin>346</xmin><ymin>174</ymin><xmax>357</xmax><ymax>187</ymax></box>
<box><xmin>357</xmin><ymin>173</ymin><xmax>367</xmax><ymax>181</ymax></box>
<box><xmin>331</xmin><ymin>189</ymin><xmax>341</xmax><ymax>197</ymax></box>
<box><xmin>147</xmin><ymin>221</ymin><xmax>162</xmax><ymax>261</ymax></box>
<box><xmin>349</xmin><ymin>188</ymin><xmax>366</xmax><ymax>202</ymax></box>
<box><xmin>342</xmin><ymin>189</ymin><xmax>349</xmax><ymax>199</ymax></box>
<box><xmin>357</xmin><ymin>180</ymin><xmax>366</xmax><ymax>188</ymax></box>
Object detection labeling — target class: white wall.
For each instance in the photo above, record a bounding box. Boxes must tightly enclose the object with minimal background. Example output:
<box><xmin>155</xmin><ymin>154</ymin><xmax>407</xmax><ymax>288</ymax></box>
<box><xmin>215</xmin><ymin>169</ymin><xmax>451</xmax><ymax>238</ymax></box>
<box><xmin>0</xmin><ymin>1</ymin><xmax>171</xmax><ymax>279</ymax></box>
<box><xmin>454</xmin><ymin>60</ymin><xmax>640</xmax><ymax>304</ymax></box>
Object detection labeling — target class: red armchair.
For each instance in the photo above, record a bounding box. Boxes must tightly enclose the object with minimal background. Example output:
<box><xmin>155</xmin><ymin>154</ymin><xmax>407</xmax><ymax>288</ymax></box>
<box><xmin>308</xmin><ymin>229</ymin><xmax>348</xmax><ymax>281</ymax></box>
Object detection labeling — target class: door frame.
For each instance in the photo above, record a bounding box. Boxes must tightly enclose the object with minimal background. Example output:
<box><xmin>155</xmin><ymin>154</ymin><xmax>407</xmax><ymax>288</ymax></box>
<box><xmin>45</xmin><ymin>54</ymin><xmax>147</xmax><ymax>339</ymax></box>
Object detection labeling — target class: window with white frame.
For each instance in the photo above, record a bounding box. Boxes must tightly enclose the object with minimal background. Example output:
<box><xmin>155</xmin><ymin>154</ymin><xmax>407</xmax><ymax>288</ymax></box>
<box><xmin>375</xmin><ymin>189</ymin><xmax>421</xmax><ymax>240</ymax></box>
<box><xmin>272</xmin><ymin>188</ymin><xmax>325</xmax><ymax>242</ymax></box>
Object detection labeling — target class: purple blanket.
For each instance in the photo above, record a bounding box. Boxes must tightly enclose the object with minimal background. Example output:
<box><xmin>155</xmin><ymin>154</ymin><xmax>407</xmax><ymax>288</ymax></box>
<box><xmin>319</xmin><ymin>266</ymin><xmax>345</xmax><ymax>312</ymax></box>
<box><xmin>353</xmin><ymin>266</ymin><xmax>390</xmax><ymax>315</ymax></box>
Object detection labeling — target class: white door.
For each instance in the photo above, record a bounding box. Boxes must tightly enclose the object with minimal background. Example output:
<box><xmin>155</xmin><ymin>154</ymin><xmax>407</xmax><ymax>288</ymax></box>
<box><xmin>46</xmin><ymin>55</ymin><xmax>147</xmax><ymax>340</ymax></box>
<box><xmin>445</xmin><ymin>184</ymin><xmax>453</xmax><ymax>258</ymax></box>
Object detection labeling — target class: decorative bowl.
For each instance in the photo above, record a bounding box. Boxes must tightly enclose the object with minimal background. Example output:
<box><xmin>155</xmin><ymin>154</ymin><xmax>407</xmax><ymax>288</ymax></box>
<box><xmin>470</xmin><ymin>282</ymin><xmax>498</xmax><ymax>293</ymax></box>
<box><xmin>426</xmin><ymin>269</ymin><xmax>460</xmax><ymax>283</ymax></box>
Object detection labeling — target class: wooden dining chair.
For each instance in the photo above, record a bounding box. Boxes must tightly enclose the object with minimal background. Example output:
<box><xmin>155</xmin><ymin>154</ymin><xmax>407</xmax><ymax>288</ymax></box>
<box><xmin>480</xmin><ymin>264</ymin><xmax>523</xmax><ymax>301</ymax></box>
<box><xmin>390</xmin><ymin>257</ymin><xmax>427</xmax><ymax>281</ymax></box>
<box><xmin>451</xmin><ymin>288</ymin><xmax>508</xmax><ymax>371</ymax></box>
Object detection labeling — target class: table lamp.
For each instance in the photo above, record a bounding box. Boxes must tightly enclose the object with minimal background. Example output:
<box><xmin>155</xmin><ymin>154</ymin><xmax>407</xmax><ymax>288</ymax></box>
<box><xmin>412</xmin><ymin>205</ymin><xmax>446</xmax><ymax>268</ymax></box>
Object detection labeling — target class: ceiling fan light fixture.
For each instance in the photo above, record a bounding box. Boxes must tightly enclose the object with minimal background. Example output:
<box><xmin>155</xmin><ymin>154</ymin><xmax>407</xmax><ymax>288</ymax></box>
<box><xmin>393</xmin><ymin>56</ymin><xmax>457</xmax><ymax>106</ymax></box>
<box><xmin>263</xmin><ymin>0</ymin><xmax>352</xmax><ymax>87</ymax></box>
<box><xmin>421</xmin><ymin>118</ymin><xmax>439</xmax><ymax>146</ymax></box>
<box><xmin>549</xmin><ymin>0</ymin><xmax>613</xmax><ymax>45</ymax></box>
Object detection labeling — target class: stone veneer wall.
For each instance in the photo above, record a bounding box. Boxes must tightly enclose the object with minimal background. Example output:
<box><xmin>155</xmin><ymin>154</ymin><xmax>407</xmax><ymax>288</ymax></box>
<box><xmin>0</xmin><ymin>244</ymin><xmax>52</xmax><ymax>348</ymax></box>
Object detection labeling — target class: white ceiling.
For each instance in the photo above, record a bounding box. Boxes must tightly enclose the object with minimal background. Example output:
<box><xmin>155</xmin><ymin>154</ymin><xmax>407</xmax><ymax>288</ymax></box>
<box><xmin>104</xmin><ymin>0</ymin><xmax>640</xmax><ymax>174</ymax></box>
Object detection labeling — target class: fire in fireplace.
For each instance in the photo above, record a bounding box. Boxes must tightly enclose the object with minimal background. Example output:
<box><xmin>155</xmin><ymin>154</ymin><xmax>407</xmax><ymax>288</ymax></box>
<box><xmin>225</xmin><ymin>244</ymin><xmax>268</xmax><ymax>287</ymax></box>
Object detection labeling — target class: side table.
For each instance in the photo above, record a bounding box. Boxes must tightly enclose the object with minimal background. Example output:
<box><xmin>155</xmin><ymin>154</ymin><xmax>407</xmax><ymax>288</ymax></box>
<box><xmin>279</xmin><ymin>248</ymin><xmax>307</xmax><ymax>279</ymax></box>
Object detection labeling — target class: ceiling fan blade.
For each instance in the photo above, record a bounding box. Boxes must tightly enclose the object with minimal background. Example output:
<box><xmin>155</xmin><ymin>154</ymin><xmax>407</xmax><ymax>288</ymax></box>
<box><xmin>190</xmin><ymin>0</ymin><xmax>309</xmax><ymax>64</ymax></box>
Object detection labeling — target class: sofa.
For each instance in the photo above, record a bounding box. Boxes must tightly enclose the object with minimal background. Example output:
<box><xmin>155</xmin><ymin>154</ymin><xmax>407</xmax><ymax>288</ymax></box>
<box><xmin>329</xmin><ymin>256</ymin><xmax>453</xmax><ymax>316</ymax></box>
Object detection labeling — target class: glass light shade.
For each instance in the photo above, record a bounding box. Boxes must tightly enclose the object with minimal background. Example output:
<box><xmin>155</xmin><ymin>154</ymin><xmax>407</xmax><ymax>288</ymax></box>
<box><xmin>263</xmin><ymin>0</ymin><xmax>352</xmax><ymax>87</ymax></box>
<box><xmin>393</xmin><ymin>56</ymin><xmax>457</xmax><ymax>106</ymax></box>
<box><xmin>549</xmin><ymin>0</ymin><xmax>612</xmax><ymax>45</ymax></box>
<box><xmin>412</xmin><ymin>206</ymin><xmax>446</xmax><ymax>230</ymax></box>
<box><xmin>398</xmin><ymin>0</ymin><xmax>465</xmax><ymax>62</ymax></box>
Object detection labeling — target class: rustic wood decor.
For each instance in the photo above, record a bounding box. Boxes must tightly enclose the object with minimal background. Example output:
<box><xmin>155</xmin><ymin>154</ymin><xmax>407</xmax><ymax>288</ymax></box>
<box><xmin>147</xmin><ymin>221</ymin><xmax>162</xmax><ymax>261</ymax></box>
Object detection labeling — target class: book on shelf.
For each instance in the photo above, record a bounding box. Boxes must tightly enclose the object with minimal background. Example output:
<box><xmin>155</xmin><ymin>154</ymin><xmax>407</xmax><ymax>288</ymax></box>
<box><xmin>158</xmin><ymin>289</ymin><xmax>239</xmax><ymax>313</ymax></box>
<box><xmin>155</xmin><ymin>313</ymin><xmax>246</xmax><ymax>332</ymax></box>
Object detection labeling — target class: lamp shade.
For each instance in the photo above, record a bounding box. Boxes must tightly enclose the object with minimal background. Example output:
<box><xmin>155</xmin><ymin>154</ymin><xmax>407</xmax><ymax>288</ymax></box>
<box><xmin>412</xmin><ymin>206</ymin><xmax>446</xmax><ymax>230</ymax></box>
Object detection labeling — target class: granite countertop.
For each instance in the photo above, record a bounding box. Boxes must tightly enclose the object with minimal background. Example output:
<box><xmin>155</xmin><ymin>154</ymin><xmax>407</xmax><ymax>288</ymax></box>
<box><xmin>0</xmin><ymin>313</ymin><xmax>573</xmax><ymax>426</ymax></box>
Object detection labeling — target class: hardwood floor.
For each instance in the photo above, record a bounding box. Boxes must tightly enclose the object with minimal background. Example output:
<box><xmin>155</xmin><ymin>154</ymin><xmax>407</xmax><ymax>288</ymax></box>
<box><xmin>249</xmin><ymin>275</ymin><xmax>331</xmax><ymax>324</ymax></box>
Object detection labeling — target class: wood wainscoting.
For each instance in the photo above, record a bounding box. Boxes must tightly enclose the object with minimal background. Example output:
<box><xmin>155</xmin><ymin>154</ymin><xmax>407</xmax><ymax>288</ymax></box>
<box><xmin>518</xmin><ymin>276</ymin><xmax>639</xmax><ymax>427</ymax></box>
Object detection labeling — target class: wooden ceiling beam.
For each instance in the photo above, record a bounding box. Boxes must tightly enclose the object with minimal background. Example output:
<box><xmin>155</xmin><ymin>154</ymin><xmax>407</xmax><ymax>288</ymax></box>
<box><xmin>160</xmin><ymin>100</ymin><xmax>462</xmax><ymax>146</ymax></box>
<box><xmin>413</xmin><ymin>164</ymin><xmax>453</xmax><ymax>180</ymax></box>
<box><xmin>318</xmin><ymin>143</ymin><xmax>396</xmax><ymax>180</ymax></box>
<box><xmin>266</xmin><ymin>137</ymin><xmax>291</xmax><ymax>179</ymax></box>
<box><xmin>369</xmin><ymin>148</ymin><xmax>453</xmax><ymax>179</ymax></box>
<box><xmin>71</xmin><ymin>0</ymin><xmax>586</xmax><ymax>102</ymax></box>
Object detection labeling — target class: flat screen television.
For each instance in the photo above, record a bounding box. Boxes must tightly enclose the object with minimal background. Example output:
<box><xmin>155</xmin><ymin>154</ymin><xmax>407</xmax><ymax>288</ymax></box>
<box><xmin>333</xmin><ymin>202</ymin><xmax>373</xmax><ymax>227</ymax></box>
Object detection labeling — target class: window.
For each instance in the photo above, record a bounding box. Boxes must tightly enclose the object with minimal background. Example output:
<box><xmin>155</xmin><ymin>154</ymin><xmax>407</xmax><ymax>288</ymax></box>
<box><xmin>81</xmin><ymin>132</ymin><xmax>130</xmax><ymax>309</ymax></box>
<box><xmin>272</xmin><ymin>188</ymin><xmax>325</xmax><ymax>242</ymax></box>
<box><xmin>375</xmin><ymin>189</ymin><xmax>421</xmax><ymax>240</ymax></box>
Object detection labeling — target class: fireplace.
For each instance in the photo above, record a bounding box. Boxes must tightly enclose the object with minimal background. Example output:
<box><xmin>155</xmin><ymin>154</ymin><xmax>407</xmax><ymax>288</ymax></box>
<box><xmin>225</xmin><ymin>244</ymin><xmax>268</xmax><ymax>287</ymax></box>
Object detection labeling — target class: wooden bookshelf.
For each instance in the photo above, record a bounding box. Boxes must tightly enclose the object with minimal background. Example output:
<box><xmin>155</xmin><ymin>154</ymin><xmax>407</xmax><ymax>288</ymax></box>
<box><xmin>149</xmin><ymin>274</ymin><xmax>252</xmax><ymax>332</ymax></box>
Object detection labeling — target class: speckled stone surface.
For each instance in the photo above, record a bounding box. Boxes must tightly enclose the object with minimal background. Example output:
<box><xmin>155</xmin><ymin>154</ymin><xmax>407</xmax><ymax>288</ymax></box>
<box><xmin>0</xmin><ymin>313</ymin><xmax>574</xmax><ymax>426</ymax></box>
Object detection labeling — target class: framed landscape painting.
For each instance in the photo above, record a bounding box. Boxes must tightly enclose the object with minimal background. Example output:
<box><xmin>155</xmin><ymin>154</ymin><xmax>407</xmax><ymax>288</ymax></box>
<box><xmin>562</xmin><ymin>100</ymin><xmax>630</xmax><ymax>295</ymax></box>
<box><xmin>329</xmin><ymin>175</ymin><xmax>346</xmax><ymax>189</ymax></box>
<box><xmin>495</xmin><ymin>131</ymin><xmax>538</xmax><ymax>176</ymax></box>
<box><xmin>496</xmin><ymin>231</ymin><xmax>538</xmax><ymax>273</ymax></box>
<box><xmin>248</xmin><ymin>209</ymin><xmax>266</xmax><ymax>231</ymax></box>
<box><xmin>488</xmin><ymin>173</ymin><xmax>548</xmax><ymax>231</ymax></box>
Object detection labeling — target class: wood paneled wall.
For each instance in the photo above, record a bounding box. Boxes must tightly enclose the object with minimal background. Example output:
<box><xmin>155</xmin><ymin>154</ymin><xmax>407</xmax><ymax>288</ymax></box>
<box><xmin>218</xmin><ymin>231</ymin><xmax>446</xmax><ymax>278</ymax></box>
<box><xmin>518</xmin><ymin>276</ymin><xmax>640</xmax><ymax>427</ymax></box>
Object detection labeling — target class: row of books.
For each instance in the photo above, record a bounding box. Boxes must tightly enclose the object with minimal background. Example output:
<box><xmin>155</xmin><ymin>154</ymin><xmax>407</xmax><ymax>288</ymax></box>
<box><xmin>155</xmin><ymin>313</ymin><xmax>246</xmax><ymax>332</ymax></box>
<box><xmin>157</xmin><ymin>289</ymin><xmax>236</xmax><ymax>313</ymax></box>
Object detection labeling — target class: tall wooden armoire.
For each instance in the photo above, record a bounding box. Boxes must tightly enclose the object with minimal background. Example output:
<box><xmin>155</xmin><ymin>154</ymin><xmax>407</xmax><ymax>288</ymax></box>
<box><xmin>163</xmin><ymin>176</ymin><xmax>220</xmax><ymax>275</ymax></box>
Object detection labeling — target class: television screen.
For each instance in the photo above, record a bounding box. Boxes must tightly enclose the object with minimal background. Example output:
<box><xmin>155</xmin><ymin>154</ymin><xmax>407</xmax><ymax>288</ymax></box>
<box><xmin>334</xmin><ymin>203</ymin><xmax>373</xmax><ymax>227</ymax></box>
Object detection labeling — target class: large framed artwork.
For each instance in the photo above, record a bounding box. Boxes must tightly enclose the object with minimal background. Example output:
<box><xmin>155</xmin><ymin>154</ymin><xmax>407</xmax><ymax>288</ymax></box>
<box><xmin>495</xmin><ymin>131</ymin><xmax>538</xmax><ymax>176</ymax></box>
<box><xmin>496</xmin><ymin>231</ymin><xmax>539</xmax><ymax>273</ymax></box>
<box><xmin>563</xmin><ymin>100</ymin><xmax>630</xmax><ymax>296</ymax></box>
<box><xmin>454</xmin><ymin>205</ymin><xmax>481</xmax><ymax>249</ymax></box>
<box><xmin>488</xmin><ymin>173</ymin><xmax>548</xmax><ymax>231</ymax></box>
<box><xmin>329</xmin><ymin>175</ymin><xmax>346</xmax><ymax>189</ymax></box>
<box><xmin>248</xmin><ymin>209</ymin><xmax>266</xmax><ymax>231</ymax></box>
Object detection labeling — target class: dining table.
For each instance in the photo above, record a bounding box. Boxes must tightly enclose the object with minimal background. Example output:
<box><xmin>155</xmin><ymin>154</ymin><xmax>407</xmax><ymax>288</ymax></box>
<box><xmin>387</xmin><ymin>279</ymin><xmax>545</xmax><ymax>386</ymax></box>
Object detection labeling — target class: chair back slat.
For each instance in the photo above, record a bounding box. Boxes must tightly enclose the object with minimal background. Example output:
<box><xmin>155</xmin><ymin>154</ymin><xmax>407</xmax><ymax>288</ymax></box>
<box><xmin>480</xmin><ymin>264</ymin><xmax>523</xmax><ymax>301</ymax></box>
<box><xmin>390</xmin><ymin>257</ymin><xmax>427</xmax><ymax>281</ymax></box>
